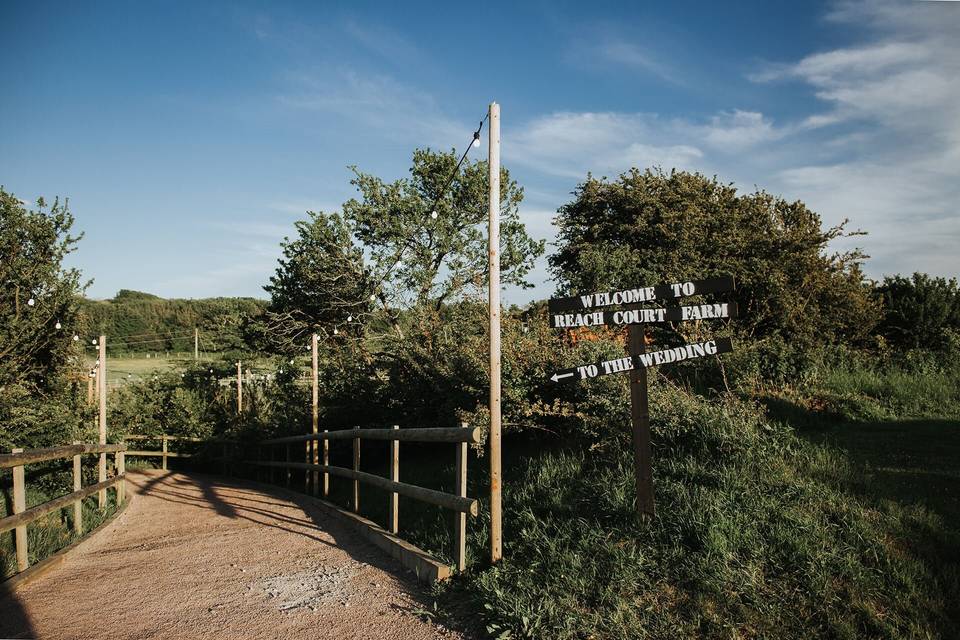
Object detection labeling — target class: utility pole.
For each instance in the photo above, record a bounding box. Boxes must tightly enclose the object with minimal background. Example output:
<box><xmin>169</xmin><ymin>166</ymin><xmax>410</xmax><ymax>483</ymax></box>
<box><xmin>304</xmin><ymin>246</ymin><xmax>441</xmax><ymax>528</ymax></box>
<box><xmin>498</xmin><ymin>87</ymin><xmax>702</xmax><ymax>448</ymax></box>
<box><xmin>194</xmin><ymin>327</ymin><xmax>199</xmax><ymax>361</ymax></box>
<box><xmin>488</xmin><ymin>101</ymin><xmax>503</xmax><ymax>563</ymax></box>
<box><xmin>311</xmin><ymin>333</ymin><xmax>319</xmax><ymax>495</ymax></box>
<box><xmin>98</xmin><ymin>335</ymin><xmax>107</xmax><ymax>509</ymax></box>
<box><xmin>236</xmin><ymin>361</ymin><xmax>243</xmax><ymax>413</ymax></box>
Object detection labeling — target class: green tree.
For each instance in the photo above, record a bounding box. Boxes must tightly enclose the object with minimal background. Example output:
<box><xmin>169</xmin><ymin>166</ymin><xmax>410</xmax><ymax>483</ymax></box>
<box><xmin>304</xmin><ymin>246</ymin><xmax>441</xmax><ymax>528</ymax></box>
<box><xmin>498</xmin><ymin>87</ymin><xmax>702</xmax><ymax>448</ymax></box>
<box><xmin>264</xmin><ymin>148</ymin><xmax>544</xmax><ymax>353</ymax></box>
<box><xmin>875</xmin><ymin>273</ymin><xmax>960</xmax><ymax>349</ymax></box>
<box><xmin>550</xmin><ymin>169</ymin><xmax>879</xmax><ymax>347</ymax></box>
<box><xmin>0</xmin><ymin>188</ymin><xmax>90</xmax><ymax>448</ymax></box>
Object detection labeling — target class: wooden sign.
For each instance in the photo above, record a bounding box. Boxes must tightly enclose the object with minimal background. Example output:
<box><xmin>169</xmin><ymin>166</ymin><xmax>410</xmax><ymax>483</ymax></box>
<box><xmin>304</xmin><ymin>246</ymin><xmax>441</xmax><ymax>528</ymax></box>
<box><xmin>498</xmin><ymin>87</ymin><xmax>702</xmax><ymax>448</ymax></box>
<box><xmin>548</xmin><ymin>275</ymin><xmax>734</xmax><ymax>313</ymax></box>
<box><xmin>550</xmin><ymin>301</ymin><xmax>738</xmax><ymax>329</ymax></box>
<box><xmin>549</xmin><ymin>337</ymin><xmax>733</xmax><ymax>383</ymax></box>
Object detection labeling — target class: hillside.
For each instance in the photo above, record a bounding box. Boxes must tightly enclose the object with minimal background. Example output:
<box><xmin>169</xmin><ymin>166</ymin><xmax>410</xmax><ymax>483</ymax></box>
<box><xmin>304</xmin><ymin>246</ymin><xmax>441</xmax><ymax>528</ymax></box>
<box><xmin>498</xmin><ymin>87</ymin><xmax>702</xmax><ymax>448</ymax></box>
<box><xmin>79</xmin><ymin>290</ymin><xmax>267</xmax><ymax>353</ymax></box>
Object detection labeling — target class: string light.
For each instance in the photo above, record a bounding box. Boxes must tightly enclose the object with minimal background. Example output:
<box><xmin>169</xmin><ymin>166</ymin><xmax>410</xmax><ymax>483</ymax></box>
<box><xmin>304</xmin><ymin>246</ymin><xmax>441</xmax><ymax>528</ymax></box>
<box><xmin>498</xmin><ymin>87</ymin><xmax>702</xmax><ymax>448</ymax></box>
<box><xmin>333</xmin><ymin>327</ymin><xmax>338</xmax><ymax>335</ymax></box>
<box><xmin>431</xmin><ymin>210</ymin><xmax>438</xmax><ymax>220</ymax></box>
<box><xmin>27</xmin><ymin>298</ymin><xmax>35</xmax><ymax>306</ymax></box>
<box><xmin>472</xmin><ymin>131</ymin><xmax>481</xmax><ymax>148</ymax></box>
<box><xmin>55</xmin><ymin>321</ymin><xmax>62</xmax><ymax>330</ymax></box>
<box><xmin>73</xmin><ymin>335</ymin><xmax>79</xmax><ymax>342</ymax></box>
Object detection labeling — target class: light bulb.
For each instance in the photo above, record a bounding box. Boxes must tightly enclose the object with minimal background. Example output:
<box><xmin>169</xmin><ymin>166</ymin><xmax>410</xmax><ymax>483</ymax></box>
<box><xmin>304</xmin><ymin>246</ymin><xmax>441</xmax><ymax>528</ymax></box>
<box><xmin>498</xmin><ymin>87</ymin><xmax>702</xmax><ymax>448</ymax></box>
<box><xmin>472</xmin><ymin>132</ymin><xmax>481</xmax><ymax>148</ymax></box>
<box><xmin>370</xmin><ymin>294</ymin><xmax>376</xmax><ymax>302</ymax></box>
<box><xmin>289</xmin><ymin>359</ymin><xmax>294</xmax><ymax>365</ymax></box>
<box><xmin>55</xmin><ymin>321</ymin><xmax>62</xmax><ymax>330</ymax></box>
<box><xmin>431</xmin><ymin>210</ymin><xmax>438</xmax><ymax>220</ymax></box>
<box><xmin>279</xmin><ymin>368</ymin><xmax>283</xmax><ymax>374</ymax></box>
<box><xmin>347</xmin><ymin>315</ymin><xmax>352</xmax><ymax>322</ymax></box>
<box><xmin>73</xmin><ymin>335</ymin><xmax>79</xmax><ymax>341</ymax></box>
<box><xmin>333</xmin><ymin>327</ymin><xmax>338</xmax><ymax>335</ymax></box>
<box><xmin>92</xmin><ymin>339</ymin><xmax>97</xmax><ymax>345</ymax></box>
<box><xmin>27</xmin><ymin>298</ymin><xmax>35</xmax><ymax>306</ymax></box>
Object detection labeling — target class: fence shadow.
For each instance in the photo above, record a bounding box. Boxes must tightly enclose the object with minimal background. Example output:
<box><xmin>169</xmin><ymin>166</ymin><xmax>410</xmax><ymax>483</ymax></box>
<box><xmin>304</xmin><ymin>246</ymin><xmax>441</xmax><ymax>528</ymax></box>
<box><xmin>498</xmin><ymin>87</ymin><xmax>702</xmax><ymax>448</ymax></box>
<box><xmin>128</xmin><ymin>469</ymin><xmax>471</xmax><ymax>635</ymax></box>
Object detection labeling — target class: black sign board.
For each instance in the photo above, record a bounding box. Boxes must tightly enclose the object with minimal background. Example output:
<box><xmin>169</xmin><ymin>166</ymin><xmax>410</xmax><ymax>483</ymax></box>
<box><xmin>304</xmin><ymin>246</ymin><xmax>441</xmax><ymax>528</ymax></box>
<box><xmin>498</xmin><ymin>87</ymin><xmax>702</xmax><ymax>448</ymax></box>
<box><xmin>550</xmin><ymin>301</ymin><xmax>738</xmax><ymax>329</ymax></box>
<box><xmin>548</xmin><ymin>275</ymin><xmax>734</xmax><ymax>313</ymax></box>
<box><xmin>549</xmin><ymin>337</ymin><xmax>733</xmax><ymax>383</ymax></box>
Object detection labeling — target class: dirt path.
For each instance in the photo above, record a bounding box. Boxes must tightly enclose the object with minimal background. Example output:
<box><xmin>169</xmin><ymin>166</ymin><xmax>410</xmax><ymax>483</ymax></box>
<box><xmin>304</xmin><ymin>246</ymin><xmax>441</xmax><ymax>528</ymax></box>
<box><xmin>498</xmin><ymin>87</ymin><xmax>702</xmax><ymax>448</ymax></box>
<box><xmin>0</xmin><ymin>470</ymin><xmax>465</xmax><ymax>640</ymax></box>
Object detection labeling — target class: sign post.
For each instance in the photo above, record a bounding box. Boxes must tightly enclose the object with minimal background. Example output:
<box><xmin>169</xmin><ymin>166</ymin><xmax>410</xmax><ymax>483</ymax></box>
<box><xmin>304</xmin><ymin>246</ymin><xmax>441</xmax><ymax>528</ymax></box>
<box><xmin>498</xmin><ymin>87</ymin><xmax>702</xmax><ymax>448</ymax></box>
<box><xmin>488</xmin><ymin>101</ymin><xmax>503</xmax><ymax>564</ymax></box>
<box><xmin>548</xmin><ymin>276</ymin><xmax>736</xmax><ymax>515</ymax></box>
<box><xmin>627</xmin><ymin>324</ymin><xmax>655</xmax><ymax>516</ymax></box>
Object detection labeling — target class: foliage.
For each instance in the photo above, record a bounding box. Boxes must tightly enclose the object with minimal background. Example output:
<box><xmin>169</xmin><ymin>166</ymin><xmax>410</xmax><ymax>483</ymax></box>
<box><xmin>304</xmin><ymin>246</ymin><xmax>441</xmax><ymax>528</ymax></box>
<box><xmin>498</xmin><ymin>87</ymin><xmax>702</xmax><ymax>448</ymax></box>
<box><xmin>439</xmin><ymin>386</ymin><xmax>959</xmax><ymax>639</ymax></box>
<box><xmin>0</xmin><ymin>188</ymin><xmax>90</xmax><ymax>449</ymax></box>
<box><xmin>80</xmin><ymin>292</ymin><xmax>266</xmax><ymax>354</ymax></box>
<box><xmin>262</xmin><ymin>148</ymin><xmax>544</xmax><ymax>356</ymax></box>
<box><xmin>874</xmin><ymin>272</ymin><xmax>960</xmax><ymax>350</ymax></box>
<box><xmin>550</xmin><ymin>169</ymin><xmax>879</xmax><ymax>348</ymax></box>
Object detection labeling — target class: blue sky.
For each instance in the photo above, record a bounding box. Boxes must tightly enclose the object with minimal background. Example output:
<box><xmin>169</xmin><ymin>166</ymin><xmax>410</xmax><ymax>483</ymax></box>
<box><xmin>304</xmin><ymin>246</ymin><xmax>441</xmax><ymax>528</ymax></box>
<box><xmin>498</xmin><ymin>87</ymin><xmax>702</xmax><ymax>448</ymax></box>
<box><xmin>2</xmin><ymin>0</ymin><xmax>958</xmax><ymax>303</ymax></box>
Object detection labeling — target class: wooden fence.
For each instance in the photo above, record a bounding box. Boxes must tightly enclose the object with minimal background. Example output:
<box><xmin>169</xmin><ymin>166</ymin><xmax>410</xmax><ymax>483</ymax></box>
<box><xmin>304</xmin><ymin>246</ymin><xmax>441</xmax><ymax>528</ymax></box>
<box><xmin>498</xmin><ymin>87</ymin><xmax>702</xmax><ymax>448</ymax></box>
<box><xmin>0</xmin><ymin>443</ymin><xmax>127</xmax><ymax>575</ymax></box>
<box><xmin>248</xmin><ymin>424</ymin><xmax>479</xmax><ymax>572</ymax></box>
<box><xmin>125</xmin><ymin>435</ymin><xmax>235</xmax><ymax>472</ymax></box>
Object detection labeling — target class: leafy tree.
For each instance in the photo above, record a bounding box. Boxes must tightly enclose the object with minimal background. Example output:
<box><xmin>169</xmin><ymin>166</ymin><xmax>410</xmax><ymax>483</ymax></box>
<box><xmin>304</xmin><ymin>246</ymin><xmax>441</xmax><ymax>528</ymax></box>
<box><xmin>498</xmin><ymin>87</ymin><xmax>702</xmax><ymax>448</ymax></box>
<box><xmin>550</xmin><ymin>169</ymin><xmax>879</xmax><ymax>348</ymax></box>
<box><xmin>875</xmin><ymin>273</ymin><xmax>960</xmax><ymax>349</ymax></box>
<box><xmin>264</xmin><ymin>148</ymin><xmax>544</xmax><ymax>355</ymax></box>
<box><xmin>0</xmin><ymin>188</ymin><xmax>90</xmax><ymax>448</ymax></box>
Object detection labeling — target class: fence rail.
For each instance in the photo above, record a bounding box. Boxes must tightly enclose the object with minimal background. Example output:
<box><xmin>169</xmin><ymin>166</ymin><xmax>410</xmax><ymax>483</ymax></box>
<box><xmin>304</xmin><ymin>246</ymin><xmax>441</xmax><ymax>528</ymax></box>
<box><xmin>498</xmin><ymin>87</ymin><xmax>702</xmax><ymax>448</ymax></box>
<box><xmin>249</xmin><ymin>424</ymin><xmax>478</xmax><ymax>572</ymax></box>
<box><xmin>123</xmin><ymin>435</ymin><xmax>235</xmax><ymax>471</ymax></box>
<box><xmin>1</xmin><ymin>442</ymin><xmax>127</xmax><ymax>576</ymax></box>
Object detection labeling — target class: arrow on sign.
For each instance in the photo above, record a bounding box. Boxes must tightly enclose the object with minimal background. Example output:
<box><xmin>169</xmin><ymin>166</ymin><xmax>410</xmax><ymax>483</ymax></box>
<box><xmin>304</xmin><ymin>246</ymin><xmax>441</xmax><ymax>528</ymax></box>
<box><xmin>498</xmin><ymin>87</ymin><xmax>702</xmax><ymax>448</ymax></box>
<box><xmin>549</xmin><ymin>338</ymin><xmax>734</xmax><ymax>383</ymax></box>
<box><xmin>550</xmin><ymin>301</ymin><xmax>739</xmax><ymax>329</ymax></box>
<box><xmin>548</xmin><ymin>275</ymin><xmax>735</xmax><ymax>313</ymax></box>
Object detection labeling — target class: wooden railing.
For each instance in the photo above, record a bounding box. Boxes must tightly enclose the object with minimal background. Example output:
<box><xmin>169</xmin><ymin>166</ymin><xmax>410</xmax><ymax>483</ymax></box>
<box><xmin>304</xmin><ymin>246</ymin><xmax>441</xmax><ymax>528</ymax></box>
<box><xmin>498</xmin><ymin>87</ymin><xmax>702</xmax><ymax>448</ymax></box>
<box><xmin>125</xmin><ymin>435</ymin><xmax>235</xmax><ymax>472</ymax></box>
<box><xmin>0</xmin><ymin>443</ymin><xmax>127</xmax><ymax>575</ymax></box>
<box><xmin>248</xmin><ymin>424</ymin><xmax>479</xmax><ymax>572</ymax></box>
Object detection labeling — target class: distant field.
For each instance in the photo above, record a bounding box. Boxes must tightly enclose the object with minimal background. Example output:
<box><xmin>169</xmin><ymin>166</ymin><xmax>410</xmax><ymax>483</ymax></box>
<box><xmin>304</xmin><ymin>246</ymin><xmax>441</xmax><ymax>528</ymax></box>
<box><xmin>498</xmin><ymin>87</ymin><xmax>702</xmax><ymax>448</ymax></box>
<box><xmin>82</xmin><ymin>354</ymin><xmax>306</xmax><ymax>385</ymax></box>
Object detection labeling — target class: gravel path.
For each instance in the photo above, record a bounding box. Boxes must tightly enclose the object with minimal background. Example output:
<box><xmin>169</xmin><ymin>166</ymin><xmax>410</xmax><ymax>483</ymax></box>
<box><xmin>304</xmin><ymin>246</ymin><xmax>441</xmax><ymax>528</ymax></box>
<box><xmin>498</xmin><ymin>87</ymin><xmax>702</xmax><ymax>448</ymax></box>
<box><xmin>0</xmin><ymin>470</ymin><xmax>465</xmax><ymax>640</ymax></box>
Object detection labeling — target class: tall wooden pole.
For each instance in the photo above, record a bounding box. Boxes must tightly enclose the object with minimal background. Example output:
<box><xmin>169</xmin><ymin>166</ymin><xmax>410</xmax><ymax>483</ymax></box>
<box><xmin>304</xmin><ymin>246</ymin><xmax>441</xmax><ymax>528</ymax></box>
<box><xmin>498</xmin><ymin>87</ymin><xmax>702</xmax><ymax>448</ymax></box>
<box><xmin>488</xmin><ymin>101</ymin><xmax>503</xmax><ymax>563</ymax></box>
<box><xmin>194</xmin><ymin>327</ymin><xmax>199</xmax><ymax>361</ymax></box>
<box><xmin>627</xmin><ymin>324</ymin><xmax>655</xmax><ymax>516</ymax></box>
<box><xmin>236</xmin><ymin>361</ymin><xmax>242</xmax><ymax>414</ymax></box>
<box><xmin>98</xmin><ymin>335</ymin><xmax>107</xmax><ymax>509</ymax></box>
<box><xmin>311</xmin><ymin>333</ymin><xmax>319</xmax><ymax>495</ymax></box>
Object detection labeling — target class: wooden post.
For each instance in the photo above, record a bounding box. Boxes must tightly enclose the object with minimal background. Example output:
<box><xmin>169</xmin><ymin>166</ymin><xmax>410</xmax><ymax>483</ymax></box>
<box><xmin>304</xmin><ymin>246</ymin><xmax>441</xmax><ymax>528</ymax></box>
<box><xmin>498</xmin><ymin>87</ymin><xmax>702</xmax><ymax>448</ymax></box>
<box><xmin>116</xmin><ymin>450</ymin><xmax>125</xmax><ymax>504</ymax></box>
<box><xmin>488</xmin><ymin>101</ymin><xmax>503</xmax><ymax>563</ymax></box>
<box><xmin>12</xmin><ymin>448</ymin><xmax>28</xmax><ymax>572</ymax></box>
<box><xmin>311</xmin><ymin>334</ymin><xmax>319</xmax><ymax>495</ymax></box>
<box><xmin>628</xmin><ymin>324</ymin><xmax>655</xmax><ymax>516</ymax></box>
<box><xmin>162</xmin><ymin>435</ymin><xmax>168</xmax><ymax>471</ymax></box>
<box><xmin>323</xmin><ymin>429</ymin><xmax>329</xmax><ymax>497</ymax></box>
<box><xmin>285</xmin><ymin>444</ymin><xmax>291</xmax><ymax>487</ymax></box>
<box><xmin>352</xmin><ymin>430</ymin><xmax>360</xmax><ymax>513</ymax></box>
<box><xmin>455</xmin><ymin>422</ymin><xmax>469</xmax><ymax>572</ymax></box>
<box><xmin>98</xmin><ymin>335</ymin><xmax>107</xmax><ymax>509</ymax></box>
<box><xmin>236</xmin><ymin>361</ymin><xmax>243</xmax><ymax>414</ymax></box>
<box><xmin>86</xmin><ymin>373</ymin><xmax>93</xmax><ymax>405</ymax></box>
<box><xmin>388</xmin><ymin>425</ymin><xmax>399</xmax><ymax>534</ymax></box>
<box><xmin>194</xmin><ymin>327</ymin><xmax>199</xmax><ymax>361</ymax></box>
<box><xmin>72</xmin><ymin>441</ymin><xmax>83</xmax><ymax>536</ymax></box>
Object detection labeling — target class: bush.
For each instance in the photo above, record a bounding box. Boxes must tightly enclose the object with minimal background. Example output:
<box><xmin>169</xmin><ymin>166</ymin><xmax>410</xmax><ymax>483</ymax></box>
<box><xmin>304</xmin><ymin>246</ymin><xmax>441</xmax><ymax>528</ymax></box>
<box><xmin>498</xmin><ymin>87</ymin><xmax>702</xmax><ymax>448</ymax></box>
<box><xmin>875</xmin><ymin>273</ymin><xmax>960</xmax><ymax>350</ymax></box>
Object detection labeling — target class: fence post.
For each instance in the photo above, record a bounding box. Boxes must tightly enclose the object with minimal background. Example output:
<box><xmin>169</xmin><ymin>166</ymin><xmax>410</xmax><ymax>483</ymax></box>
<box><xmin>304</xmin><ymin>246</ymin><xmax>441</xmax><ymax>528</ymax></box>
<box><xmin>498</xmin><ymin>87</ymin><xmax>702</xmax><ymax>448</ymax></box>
<box><xmin>162</xmin><ymin>435</ymin><xmax>168</xmax><ymax>471</ymax></box>
<box><xmin>389</xmin><ymin>425</ymin><xmax>399</xmax><ymax>534</ymax></box>
<box><xmin>455</xmin><ymin>424</ymin><xmax>468</xmax><ymax>572</ymax></box>
<box><xmin>98</xmin><ymin>335</ymin><xmax>108</xmax><ymax>509</ymax></box>
<box><xmin>116</xmin><ymin>450</ymin><xmax>125</xmax><ymax>504</ymax></box>
<box><xmin>352</xmin><ymin>428</ymin><xmax>360</xmax><ymax>513</ymax></box>
<box><xmin>12</xmin><ymin>448</ymin><xmax>28</xmax><ymax>572</ymax></box>
<box><xmin>323</xmin><ymin>430</ymin><xmax>329</xmax><ymax>497</ymax></box>
<box><xmin>72</xmin><ymin>441</ymin><xmax>83</xmax><ymax>536</ymax></box>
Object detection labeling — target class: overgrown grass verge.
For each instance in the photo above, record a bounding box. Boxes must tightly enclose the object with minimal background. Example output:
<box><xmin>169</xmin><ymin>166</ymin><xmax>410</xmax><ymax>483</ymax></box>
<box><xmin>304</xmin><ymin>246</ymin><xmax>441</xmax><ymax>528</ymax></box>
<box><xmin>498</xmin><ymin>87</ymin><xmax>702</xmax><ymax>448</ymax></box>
<box><xmin>429</xmin><ymin>384</ymin><xmax>959</xmax><ymax>639</ymax></box>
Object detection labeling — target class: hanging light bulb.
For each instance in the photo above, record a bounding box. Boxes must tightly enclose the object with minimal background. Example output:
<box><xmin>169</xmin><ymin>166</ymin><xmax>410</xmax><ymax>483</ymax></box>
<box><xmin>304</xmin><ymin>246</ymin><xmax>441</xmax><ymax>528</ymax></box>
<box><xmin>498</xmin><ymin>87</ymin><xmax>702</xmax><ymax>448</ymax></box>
<box><xmin>347</xmin><ymin>314</ymin><xmax>353</xmax><ymax>322</ymax></box>
<box><xmin>431</xmin><ymin>210</ymin><xmax>438</xmax><ymax>220</ymax></box>
<box><xmin>472</xmin><ymin>132</ymin><xmax>481</xmax><ymax>148</ymax></box>
<box><xmin>27</xmin><ymin>298</ymin><xmax>35</xmax><ymax>307</ymax></box>
<box><xmin>73</xmin><ymin>335</ymin><xmax>79</xmax><ymax>342</ymax></box>
<box><xmin>289</xmin><ymin>359</ymin><xmax>294</xmax><ymax>365</ymax></box>
<box><xmin>333</xmin><ymin>327</ymin><xmax>338</xmax><ymax>335</ymax></box>
<box><xmin>279</xmin><ymin>368</ymin><xmax>284</xmax><ymax>374</ymax></box>
<box><xmin>55</xmin><ymin>321</ymin><xmax>62</xmax><ymax>330</ymax></box>
<box><xmin>370</xmin><ymin>294</ymin><xmax>376</xmax><ymax>302</ymax></box>
<box><xmin>92</xmin><ymin>339</ymin><xmax>97</xmax><ymax>345</ymax></box>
